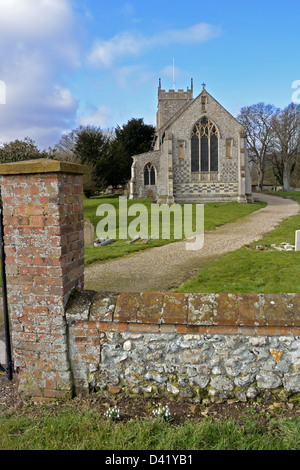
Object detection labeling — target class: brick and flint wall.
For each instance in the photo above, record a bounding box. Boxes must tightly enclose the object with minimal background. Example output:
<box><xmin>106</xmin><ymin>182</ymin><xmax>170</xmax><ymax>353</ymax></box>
<box><xmin>66</xmin><ymin>291</ymin><xmax>300</xmax><ymax>401</ymax></box>
<box><xmin>0</xmin><ymin>159</ymin><xmax>299</xmax><ymax>402</ymax></box>
<box><xmin>0</xmin><ymin>159</ymin><xmax>86</xmax><ymax>400</ymax></box>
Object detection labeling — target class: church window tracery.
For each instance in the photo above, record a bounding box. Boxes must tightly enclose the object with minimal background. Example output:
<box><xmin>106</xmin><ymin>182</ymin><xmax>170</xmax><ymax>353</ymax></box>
<box><xmin>144</xmin><ymin>163</ymin><xmax>156</xmax><ymax>186</ymax></box>
<box><xmin>191</xmin><ymin>117</ymin><xmax>219</xmax><ymax>174</ymax></box>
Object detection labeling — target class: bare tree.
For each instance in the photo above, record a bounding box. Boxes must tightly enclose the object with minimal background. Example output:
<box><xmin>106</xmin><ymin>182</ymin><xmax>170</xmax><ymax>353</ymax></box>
<box><xmin>54</xmin><ymin>125</ymin><xmax>111</xmax><ymax>197</ymax></box>
<box><xmin>271</xmin><ymin>102</ymin><xmax>300</xmax><ymax>191</ymax></box>
<box><xmin>237</xmin><ymin>103</ymin><xmax>277</xmax><ymax>189</ymax></box>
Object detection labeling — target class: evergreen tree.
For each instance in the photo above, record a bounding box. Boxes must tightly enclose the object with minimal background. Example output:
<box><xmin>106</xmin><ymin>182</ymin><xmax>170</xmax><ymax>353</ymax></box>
<box><xmin>102</xmin><ymin>118</ymin><xmax>155</xmax><ymax>187</ymax></box>
<box><xmin>0</xmin><ymin>137</ymin><xmax>53</xmax><ymax>163</ymax></box>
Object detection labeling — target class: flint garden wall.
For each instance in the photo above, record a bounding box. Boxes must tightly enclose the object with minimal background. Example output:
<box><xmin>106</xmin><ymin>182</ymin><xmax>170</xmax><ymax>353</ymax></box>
<box><xmin>0</xmin><ymin>159</ymin><xmax>300</xmax><ymax>402</ymax></box>
<box><xmin>66</xmin><ymin>291</ymin><xmax>300</xmax><ymax>401</ymax></box>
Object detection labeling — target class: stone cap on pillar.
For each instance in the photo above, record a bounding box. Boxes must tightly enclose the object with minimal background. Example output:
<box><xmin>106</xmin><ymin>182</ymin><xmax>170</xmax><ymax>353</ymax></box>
<box><xmin>0</xmin><ymin>158</ymin><xmax>87</xmax><ymax>175</ymax></box>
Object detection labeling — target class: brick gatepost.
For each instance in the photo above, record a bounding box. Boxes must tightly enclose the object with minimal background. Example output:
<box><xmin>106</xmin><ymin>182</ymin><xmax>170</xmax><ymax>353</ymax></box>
<box><xmin>0</xmin><ymin>159</ymin><xmax>86</xmax><ymax>400</ymax></box>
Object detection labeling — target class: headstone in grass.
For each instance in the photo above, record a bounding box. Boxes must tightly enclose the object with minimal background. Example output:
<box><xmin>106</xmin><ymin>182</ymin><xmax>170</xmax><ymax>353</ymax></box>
<box><xmin>94</xmin><ymin>238</ymin><xmax>115</xmax><ymax>247</ymax></box>
<box><xmin>99</xmin><ymin>239</ymin><xmax>115</xmax><ymax>246</ymax></box>
<box><xmin>126</xmin><ymin>236</ymin><xmax>140</xmax><ymax>245</ymax></box>
<box><xmin>296</xmin><ymin>230</ymin><xmax>300</xmax><ymax>251</ymax></box>
<box><xmin>84</xmin><ymin>218</ymin><xmax>95</xmax><ymax>247</ymax></box>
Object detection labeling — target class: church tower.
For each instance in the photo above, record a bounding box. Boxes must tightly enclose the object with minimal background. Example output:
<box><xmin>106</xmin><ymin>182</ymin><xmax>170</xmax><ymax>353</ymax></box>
<box><xmin>156</xmin><ymin>78</ymin><xmax>194</xmax><ymax>130</ymax></box>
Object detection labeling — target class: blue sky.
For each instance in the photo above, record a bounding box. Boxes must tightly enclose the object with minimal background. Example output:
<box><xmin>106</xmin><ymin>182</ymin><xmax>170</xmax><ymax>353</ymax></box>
<box><xmin>0</xmin><ymin>0</ymin><xmax>299</xmax><ymax>149</ymax></box>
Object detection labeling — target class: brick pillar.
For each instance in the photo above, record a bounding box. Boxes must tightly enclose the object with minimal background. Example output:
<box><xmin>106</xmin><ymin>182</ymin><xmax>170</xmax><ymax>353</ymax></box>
<box><xmin>0</xmin><ymin>159</ymin><xmax>86</xmax><ymax>400</ymax></box>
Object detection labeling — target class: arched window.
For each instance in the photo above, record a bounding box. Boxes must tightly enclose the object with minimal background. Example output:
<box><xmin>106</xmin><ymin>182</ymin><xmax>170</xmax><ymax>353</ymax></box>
<box><xmin>191</xmin><ymin>117</ymin><xmax>219</xmax><ymax>173</ymax></box>
<box><xmin>144</xmin><ymin>163</ymin><xmax>156</xmax><ymax>186</ymax></box>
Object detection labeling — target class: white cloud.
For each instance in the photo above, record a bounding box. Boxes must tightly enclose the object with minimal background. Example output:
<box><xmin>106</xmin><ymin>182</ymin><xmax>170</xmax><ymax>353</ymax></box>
<box><xmin>88</xmin><ymin>31</ymin><xmax>145</xmax><ymax>68</ymax></box>
<box><xmin>78</xmin><ymin>106</ymin><xmax>112</xmax><ymax>127</ymax></box>
<box><xmin>88</xmin><ymin>22</ymin><xmax>222</xmax><ymax>68</ymax></box>
<box><xmin>0</xmin><ymin>0</ymin><xmax>73</xmax><ymax>39</ymax></box>
<box><xmin>156</xmin><ymin>23</ymin><xmax>222</xmax><ymax>45</ymax></box>
<box><xmin>50</xmin><ymin>86</ymin><xmax>78</xmax><ymax>111</ymax></box>
<box><xmin>0</xmin><ymin>0</ymin><xmax>80</xmax><ymax>148</ymax></box>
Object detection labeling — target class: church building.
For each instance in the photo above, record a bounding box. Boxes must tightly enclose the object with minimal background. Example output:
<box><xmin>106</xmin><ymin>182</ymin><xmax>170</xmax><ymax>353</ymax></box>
<box><xmin>129</xmin><ymin>80</ymin><xmax>252</xmax><ymax>204</ymax></box>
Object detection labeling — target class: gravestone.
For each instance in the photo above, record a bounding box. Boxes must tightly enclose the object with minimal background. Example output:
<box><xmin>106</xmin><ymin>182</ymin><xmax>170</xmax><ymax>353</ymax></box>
<box><xmin>84</xmin><ymin>218</ymin><xmax>95</xmax><ymax>247</ymax></box>
<box><xmin>147</xmin><ymin>189</ymin><xmax>154</xmax><ymax>198</ymax></box>
<box><xmin>296</xmin><ymin>230</ymin><xmax>300</xmax><ymax>251</ymax></box>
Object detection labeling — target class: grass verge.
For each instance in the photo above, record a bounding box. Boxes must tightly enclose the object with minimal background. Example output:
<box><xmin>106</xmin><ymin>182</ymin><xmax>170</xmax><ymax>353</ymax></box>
<box><xmin>0</xmin><ymin>400</ymin><xmax>299</xmax><ymax>450</ymax></box>
<box><xmin>175</xmin><ymin>191</ymin><xmax>300</xmax><ymax>293</ymax></box>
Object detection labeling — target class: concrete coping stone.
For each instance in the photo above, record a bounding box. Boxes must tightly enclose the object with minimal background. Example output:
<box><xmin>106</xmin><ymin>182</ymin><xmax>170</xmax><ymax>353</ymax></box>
<box><xmin>0</xmin><ymin>158</ymin><xmax>87</xmax><ymax>175</ymax></box>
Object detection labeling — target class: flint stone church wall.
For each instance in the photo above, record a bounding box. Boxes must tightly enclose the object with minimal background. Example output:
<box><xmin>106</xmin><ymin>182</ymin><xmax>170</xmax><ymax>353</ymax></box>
<box><xmin>131</xmin><ymin>150</ymin><xmax>161</xmax><ymax>199</ymax></box>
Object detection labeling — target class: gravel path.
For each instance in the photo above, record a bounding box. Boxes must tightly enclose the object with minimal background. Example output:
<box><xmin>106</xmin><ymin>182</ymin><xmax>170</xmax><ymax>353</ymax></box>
<box><xmin>85</xmin><ymin>194</ymin><xmax>298</xmax><ymax>293</ymax></box>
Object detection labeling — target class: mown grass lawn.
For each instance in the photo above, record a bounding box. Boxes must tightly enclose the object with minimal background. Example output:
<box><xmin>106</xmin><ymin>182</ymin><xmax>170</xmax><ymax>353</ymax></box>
<box><xmin>83</xmin><ymin>196</ymin><xmax>266</xmax><ymax>265</ymax></box>
<box><xmin>0</xmin><ymin>406</ymin><xmax>300</xmax><ymax>450</ymax></box>
<box><xmin>176</xmin><ymin>191</ymin><xmax>300</xmax><ymax>293</ymax></box>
